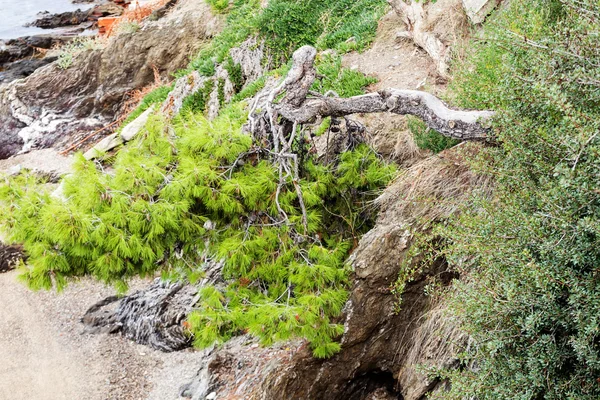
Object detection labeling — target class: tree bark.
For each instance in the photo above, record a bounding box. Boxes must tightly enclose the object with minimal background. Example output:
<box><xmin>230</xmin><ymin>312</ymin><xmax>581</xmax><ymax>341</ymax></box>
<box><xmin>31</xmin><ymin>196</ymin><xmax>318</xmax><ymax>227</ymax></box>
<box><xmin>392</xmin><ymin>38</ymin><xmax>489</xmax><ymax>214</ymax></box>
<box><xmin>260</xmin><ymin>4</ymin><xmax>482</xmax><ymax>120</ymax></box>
<box><xmin>0</xmin><ymin>243</ymin><xmax>25</xmax><ymax>273</ymax></box>
<box><xmin>264</xmin><ymin>46</ymin><xmax>494</xmax><ymax>142</ymax></box>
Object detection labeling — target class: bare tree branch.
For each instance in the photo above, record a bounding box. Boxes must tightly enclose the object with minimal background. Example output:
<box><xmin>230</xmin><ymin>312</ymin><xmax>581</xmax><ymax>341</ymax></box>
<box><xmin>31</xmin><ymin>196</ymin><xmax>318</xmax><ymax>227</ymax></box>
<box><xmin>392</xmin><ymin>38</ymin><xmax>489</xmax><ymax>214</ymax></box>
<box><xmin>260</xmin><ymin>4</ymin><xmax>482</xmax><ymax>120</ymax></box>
<box><xmin>261</xmin><ymin>46</ymin><xmax>494</xmax><ymax>142</ymax></box>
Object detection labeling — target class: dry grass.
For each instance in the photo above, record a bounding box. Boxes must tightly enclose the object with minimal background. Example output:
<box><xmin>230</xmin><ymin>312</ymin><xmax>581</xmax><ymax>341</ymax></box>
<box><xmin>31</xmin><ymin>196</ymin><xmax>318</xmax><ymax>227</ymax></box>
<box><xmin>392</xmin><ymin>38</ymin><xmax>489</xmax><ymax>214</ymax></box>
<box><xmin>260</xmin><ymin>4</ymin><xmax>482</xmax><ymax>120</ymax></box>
<box><xmin>426</xmin><ymin>0</ymin><xmax>470</xmax><ymax>44</ymax></box>
<box><xmin>397</xmin><ymin>301</ymin><xmax>468</xmax><ymax>380</ymax></box>
<box><xmin>392</xmin><ymin>127</ymin><xmax>422</xmax><ymax>164</ymax></box>
<box><xmin>120</xmin><ymin>64</ymin><xmax>163</xmax><ymax>118</ymax></box>
<box><xmin>376</xmin><ymin>142</ymin><xmax>494</xmax><ymax>224</ymax></box>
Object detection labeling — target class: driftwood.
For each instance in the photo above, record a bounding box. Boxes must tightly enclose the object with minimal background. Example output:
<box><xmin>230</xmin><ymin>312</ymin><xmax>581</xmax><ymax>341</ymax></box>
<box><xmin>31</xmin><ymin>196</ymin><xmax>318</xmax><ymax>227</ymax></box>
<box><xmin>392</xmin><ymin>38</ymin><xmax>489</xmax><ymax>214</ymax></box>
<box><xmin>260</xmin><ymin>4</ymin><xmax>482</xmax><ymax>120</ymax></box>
<box><xmin>245</xmin><ymin>45</ymin><xmax>493</xmax><ymax>231</ymax></box>
<box><xmin>388</xmin><ymin>0</ymin><xmax>451</xmax><ymax>78</ymax></box>
<box><xmin>82</xmin><ymin>258</ymin><xmax>224</xmax><ymax>352</ymax></box>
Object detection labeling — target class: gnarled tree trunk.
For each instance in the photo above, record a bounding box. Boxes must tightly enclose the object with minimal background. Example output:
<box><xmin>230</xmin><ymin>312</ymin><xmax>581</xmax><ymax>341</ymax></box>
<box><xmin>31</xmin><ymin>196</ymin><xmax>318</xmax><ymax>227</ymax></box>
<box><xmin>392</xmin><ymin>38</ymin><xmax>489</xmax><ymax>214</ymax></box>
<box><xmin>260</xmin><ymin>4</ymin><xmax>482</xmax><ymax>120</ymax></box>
<box><xmin>250</xmin><ymin>45</ymin><xmax>494</xmax><ymax>142</ymax></box>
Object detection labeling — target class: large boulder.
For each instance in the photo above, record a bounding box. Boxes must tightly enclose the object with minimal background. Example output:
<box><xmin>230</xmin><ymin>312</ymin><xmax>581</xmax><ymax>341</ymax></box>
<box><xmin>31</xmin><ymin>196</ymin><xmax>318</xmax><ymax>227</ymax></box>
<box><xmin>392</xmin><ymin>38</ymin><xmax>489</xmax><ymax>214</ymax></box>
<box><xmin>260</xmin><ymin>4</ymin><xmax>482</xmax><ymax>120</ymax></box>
<box><xmin>0</xmin><ymin>0</ymin><xmax>222</xmax><ymax>160</ymax></box>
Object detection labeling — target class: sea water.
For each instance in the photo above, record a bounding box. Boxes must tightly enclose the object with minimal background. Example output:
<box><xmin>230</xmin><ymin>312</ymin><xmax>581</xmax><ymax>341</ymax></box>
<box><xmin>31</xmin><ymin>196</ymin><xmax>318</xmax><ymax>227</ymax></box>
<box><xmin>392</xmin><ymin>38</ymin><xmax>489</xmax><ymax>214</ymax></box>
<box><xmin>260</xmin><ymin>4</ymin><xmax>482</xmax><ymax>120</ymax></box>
<box><xmin>0</xmin><ymin>0</ymin><xmax>88</xmax><ymax>40</ymax></box>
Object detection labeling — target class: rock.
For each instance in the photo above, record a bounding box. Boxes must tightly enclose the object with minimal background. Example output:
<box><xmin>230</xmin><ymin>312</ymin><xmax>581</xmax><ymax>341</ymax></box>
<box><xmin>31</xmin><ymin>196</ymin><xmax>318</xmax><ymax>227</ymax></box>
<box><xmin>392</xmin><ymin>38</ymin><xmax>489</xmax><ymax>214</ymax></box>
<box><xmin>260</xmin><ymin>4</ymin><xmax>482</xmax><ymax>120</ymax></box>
<box><xmin>1</xmin><ymin>35</ymin><xmax>74</xmax><ymax>63</ymax></box>
<box><xmin>229</xmin><ymin>37</ymin><xmax>268</xmax><ymax>87</ymax></box>
<box><xmin>462</xmin><ymin>0</ymin><xmax>500</xmax><ymax>24</ymax></box>
<box><xmin>29</xmin><ymin>9</ymin><xmax>93</xmax><ymax>29</ymax></box>
<box><xmin>0</xmin><ymin>148</ymin><xmax>74</xmax><ymax>179</ymax></box>
<box><xmin>0</xmin><ymin>57</ymin><xmax>57</xmax><ymax>84</ymax></box>
<box><xmin>91</xmin><ymin>3</ymin><xmax>125</xmax><ymax>18</ymax></box>
<box><xmin>0</xmin><ymin>0</ymin><xmax>223</xmax><ymax>160</ymax></box>
<box><xmin>178</xmin><ymin>335</ymin><xmax>303</xmax><ymax>400</ymax></box>
<box><xmin>0</xmin><ymin>35</ymin><xmax>78</xmax><ymax>86</ymax></box>
<box><xmin>149</xmin><ymin>0</ymin><xmax>179</xmax><ymax>21</ymax></box>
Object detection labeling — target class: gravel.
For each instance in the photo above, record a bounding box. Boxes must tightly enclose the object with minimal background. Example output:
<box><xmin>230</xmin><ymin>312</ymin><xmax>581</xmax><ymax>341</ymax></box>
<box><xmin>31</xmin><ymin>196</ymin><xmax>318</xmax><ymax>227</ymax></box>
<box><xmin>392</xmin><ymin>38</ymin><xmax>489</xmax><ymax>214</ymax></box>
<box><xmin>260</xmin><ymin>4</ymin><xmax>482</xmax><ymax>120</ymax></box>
<box><xmin>0</xmin><ymin>271</ymin><xmax>202</xmax><ymax>400</ymax></box>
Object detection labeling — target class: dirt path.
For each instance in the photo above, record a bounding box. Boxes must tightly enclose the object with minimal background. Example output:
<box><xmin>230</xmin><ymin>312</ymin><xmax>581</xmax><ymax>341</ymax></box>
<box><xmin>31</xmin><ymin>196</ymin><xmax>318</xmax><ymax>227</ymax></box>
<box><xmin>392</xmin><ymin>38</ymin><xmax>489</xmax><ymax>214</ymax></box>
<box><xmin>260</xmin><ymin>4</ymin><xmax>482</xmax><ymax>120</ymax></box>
<box><xmin>0</xmin><ymin>271</ymin><xmax>96</xmax><ymax>400</ymax></box>
<box><xmin>0</xmin><ymin>270</ymin><xmax>201</xmax><ymax>400</ymax></box>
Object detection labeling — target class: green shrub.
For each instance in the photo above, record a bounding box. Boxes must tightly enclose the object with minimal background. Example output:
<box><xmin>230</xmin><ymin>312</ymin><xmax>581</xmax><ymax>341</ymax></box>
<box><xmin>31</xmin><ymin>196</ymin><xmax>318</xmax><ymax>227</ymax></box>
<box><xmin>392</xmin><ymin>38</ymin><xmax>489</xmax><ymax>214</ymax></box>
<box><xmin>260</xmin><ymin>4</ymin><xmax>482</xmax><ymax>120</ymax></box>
<box><xmin>407</xmin><ymin>116</ymin><xmax>459</xmax><ymax>153</ymax></box>
<box><xmin>313</xmin><ymin>53</ymin><xmax>377</xmax><ymax>97</ymax></box>
<box><xmin>429</xmin><ymin>1</ymin><xmax>600</xmax><ymax>398</ymax></box>
<box><xmin>187</xmin><ymin>0</ymin><xmax>386</xmax><ymax>77</ymax></box>
<box><xmin>257</xmin><ymin>0</ymin><xmax>386</xmax><ymax>63</ymax></box>
<box><xmin>0</xmin><ymin>95</ymin><xmax>395</xmax><ymax>357</ymax></box>
<box><xmin>56</xmin><ymin>37</ymin><xmax>103</xmax><ymax>70</ymax></box>
<box><xmin>207</xmin><ymin>0</ymin><xmax>230</xmax><ymax>12</ymax></box>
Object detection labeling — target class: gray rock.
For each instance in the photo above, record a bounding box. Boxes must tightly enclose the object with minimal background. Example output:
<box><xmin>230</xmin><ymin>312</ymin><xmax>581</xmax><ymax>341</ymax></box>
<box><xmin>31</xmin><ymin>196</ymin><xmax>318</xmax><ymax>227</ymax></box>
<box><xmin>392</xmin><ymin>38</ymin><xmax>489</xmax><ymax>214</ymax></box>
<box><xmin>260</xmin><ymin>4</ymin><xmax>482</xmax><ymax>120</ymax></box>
<box><xmin>0</xmin><ymin>148</ymin><xmax>74</xmax><ymax>178</ymax></box>
<box><xmin>0</xmin><ymin>0</ymin><xmax>222</xmax><ymax>160</ymax></box>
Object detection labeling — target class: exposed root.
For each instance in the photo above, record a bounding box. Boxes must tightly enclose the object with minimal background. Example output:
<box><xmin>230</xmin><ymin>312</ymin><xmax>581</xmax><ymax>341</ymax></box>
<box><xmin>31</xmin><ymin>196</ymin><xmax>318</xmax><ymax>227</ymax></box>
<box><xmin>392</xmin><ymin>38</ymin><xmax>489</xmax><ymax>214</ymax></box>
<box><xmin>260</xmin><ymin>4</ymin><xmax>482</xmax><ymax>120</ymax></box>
<box><xmin>0</xmin><ymin>243</ymin><xmax>26</xmax><ymax>273</ymax></box>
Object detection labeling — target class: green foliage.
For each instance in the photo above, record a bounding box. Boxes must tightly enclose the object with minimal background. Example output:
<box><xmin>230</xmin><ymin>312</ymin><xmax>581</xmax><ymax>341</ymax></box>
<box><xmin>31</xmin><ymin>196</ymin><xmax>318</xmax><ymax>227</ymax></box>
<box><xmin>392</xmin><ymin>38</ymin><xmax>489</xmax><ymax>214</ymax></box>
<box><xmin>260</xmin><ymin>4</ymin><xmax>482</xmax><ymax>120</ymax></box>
<box><xmin>187</xmin><ymin>1</ymin><xmax>261</xmax><ymax>76</ymax></box>
<box><xmin>312</xmin><ymin>53</ymin><xmax>377</xmax><ymax>98</ymax></box>
<box><xmin>224</xmin><ymin>56</ymin><xmax>244</xmax><ymax>92</ymax></box>
<box><xmin>1</xmin><ymin>0</ymin><xmax>396</xmax><ymax>362</ymax></box>
<box><xmin>256</xmin><ymin>0</ymin><xmax>386</xmax><ymax>62</ymax></box>
<box><xmin>313</xmin><ymin>117</ymin><xmax>331</xmax><ymax>137</ymax></box>
<box><xmin>56</xmin><ymin>37</ymin><xmax>104</xmax><ymax>70</ymax></box>
<box><xmin>206</xmin><ymin>0</ymin><xmax>231</xmax><ymax>13</ymax></box>
<box><xmin>407</xmin><ymin>116</ymin><xmax>459</xmax><ymax>153</ymax></box>
<box><xmin>0</xmin><ymin>95</ymin><xmax>395</xmax><ymax>357</ymax></box>
<box><xmin>187</xmin><ymin>0</ymin><xmax>386</xmax><ymax>77</ymax></box>
<box><xmin>430</xmin><ymin>1</ymin><xmax>600</xmax><ymax>398</ymax></box>
<box><xmin>116</xmin><ymin>21</ymin><xmax>140</xmax><ymax>35</ymax></box>
<box><xmin>180</xmin><ymin>79</ymin><xmax>215</xmax><ymax>114</ymax></box>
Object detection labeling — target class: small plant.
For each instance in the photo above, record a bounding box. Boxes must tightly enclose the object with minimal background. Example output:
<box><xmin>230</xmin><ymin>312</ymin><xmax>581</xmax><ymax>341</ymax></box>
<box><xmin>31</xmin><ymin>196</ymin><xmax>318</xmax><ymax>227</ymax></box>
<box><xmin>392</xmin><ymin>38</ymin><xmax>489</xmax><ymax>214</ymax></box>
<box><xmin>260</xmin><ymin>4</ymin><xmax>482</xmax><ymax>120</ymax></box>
<box><xmin>116</xmin><ymin>21</ymin><xmax>141</xmax><ymax>35</ymax></box>
<box><xmin>56</xmin><ymin>37</ymin><xmax>104</xmax><ymax>70</ymax></box>
<box><xmin>207</xmin><ymin>0</ymin><xmax>230</xmax><ymax>13</ymax></box>
<box><xmin>407</xmin><ymin>116</ymin><xmax>459</xmax><ymax>153</ymax></box>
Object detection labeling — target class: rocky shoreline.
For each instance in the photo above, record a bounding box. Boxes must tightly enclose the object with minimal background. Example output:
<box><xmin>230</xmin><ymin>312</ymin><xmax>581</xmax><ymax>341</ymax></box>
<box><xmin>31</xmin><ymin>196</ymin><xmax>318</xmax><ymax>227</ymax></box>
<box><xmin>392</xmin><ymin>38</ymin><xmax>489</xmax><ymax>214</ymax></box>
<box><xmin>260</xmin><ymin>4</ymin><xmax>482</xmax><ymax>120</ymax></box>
<box><xmin>0</xmin><ymin>0</ymin><xmax>128</xmax><ymax>84</ymax></box>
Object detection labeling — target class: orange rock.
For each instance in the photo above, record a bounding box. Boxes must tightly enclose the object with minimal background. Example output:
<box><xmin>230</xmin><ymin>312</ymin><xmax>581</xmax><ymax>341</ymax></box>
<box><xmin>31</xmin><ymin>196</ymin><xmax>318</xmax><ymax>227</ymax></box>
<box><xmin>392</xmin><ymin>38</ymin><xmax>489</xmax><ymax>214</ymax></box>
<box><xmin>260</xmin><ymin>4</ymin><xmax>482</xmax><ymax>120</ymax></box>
<box><xmin>98</xmin><ymin>16</ymin><xmax>121</xmax><ymax>35</ymax></box>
